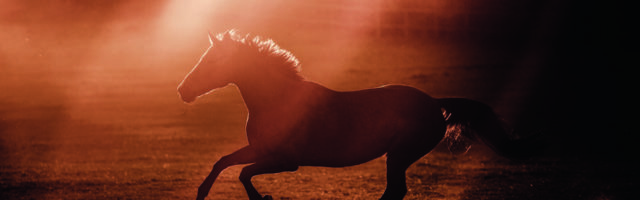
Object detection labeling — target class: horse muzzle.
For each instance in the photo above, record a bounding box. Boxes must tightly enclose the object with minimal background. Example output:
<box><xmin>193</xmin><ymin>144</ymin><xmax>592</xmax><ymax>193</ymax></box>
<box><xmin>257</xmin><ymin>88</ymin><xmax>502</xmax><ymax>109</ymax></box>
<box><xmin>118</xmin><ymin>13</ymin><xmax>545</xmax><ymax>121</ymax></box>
<box><xmin>177</xmin><ymin>84</ymin><xmax>197</xmax><ymax>103</ymax></box>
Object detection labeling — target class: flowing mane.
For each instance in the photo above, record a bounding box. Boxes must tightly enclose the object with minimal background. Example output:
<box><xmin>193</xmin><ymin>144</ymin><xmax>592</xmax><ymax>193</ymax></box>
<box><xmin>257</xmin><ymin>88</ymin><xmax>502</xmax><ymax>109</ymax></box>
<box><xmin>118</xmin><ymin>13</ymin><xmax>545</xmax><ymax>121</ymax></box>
<box><xmin>213</xmin><ymin>30</ymin><xmax>303</xmax><ymax>80</ymax></box>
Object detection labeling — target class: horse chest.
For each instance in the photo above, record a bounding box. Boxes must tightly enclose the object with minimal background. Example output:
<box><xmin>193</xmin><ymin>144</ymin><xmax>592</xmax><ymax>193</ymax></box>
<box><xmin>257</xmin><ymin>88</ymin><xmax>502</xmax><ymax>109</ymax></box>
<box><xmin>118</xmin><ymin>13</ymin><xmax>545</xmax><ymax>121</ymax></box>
<box><xmin>244</xmin><ymin>112</ymin><xmax>302</xmax><ymax>153</ymax></box>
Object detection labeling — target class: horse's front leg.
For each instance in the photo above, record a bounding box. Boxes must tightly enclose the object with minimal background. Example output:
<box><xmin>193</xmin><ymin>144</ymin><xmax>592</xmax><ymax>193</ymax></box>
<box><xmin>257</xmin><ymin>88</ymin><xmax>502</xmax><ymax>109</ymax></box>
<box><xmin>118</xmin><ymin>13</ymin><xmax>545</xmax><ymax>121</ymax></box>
<box><xmin>197</xmin><ymin>146</ymin><xmax>258</xmax><ymax>200</ymax></box>
<box><xmin>239</xmin><ymin>158</ymin><xmax>299</xmax><ymax>200</ymax></box>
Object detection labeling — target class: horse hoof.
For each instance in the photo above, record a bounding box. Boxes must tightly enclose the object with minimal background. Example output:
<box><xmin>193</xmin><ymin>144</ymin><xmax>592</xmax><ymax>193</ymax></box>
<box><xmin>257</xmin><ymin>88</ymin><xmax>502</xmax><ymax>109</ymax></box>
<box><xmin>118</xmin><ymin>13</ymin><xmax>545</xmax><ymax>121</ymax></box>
<box><xmin>263</xmin><ymin>195</ymin><xmax>273</xmax><ymax>200</ymax></box>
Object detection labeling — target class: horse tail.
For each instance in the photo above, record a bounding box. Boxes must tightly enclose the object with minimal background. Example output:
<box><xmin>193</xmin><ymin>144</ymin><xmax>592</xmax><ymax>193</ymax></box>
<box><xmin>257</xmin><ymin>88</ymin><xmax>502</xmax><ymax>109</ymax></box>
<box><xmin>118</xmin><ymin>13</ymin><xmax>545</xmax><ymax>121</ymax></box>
<box><xmin>437</xmin><ymin>98</ymin><xmax>533</xmax><ymax>159</ymax></box>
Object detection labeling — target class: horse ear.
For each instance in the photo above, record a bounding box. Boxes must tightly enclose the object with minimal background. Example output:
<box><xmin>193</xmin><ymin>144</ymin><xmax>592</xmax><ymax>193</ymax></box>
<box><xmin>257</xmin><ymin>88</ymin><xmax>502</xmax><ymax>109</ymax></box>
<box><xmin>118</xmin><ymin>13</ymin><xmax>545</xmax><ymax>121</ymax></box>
<box><xmin>208</xmin><ymin>32</ymin><xmax>215</xmax><ymax>45</ymax></box>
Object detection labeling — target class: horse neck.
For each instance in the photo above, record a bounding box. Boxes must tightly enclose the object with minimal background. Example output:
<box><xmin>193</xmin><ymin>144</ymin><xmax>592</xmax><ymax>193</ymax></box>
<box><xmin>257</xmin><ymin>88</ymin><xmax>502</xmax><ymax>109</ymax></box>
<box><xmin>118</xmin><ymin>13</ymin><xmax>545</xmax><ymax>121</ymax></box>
<box><xmin>233</xmin><ymin>68</ymin><xmax>305</xmax><ymax>113</ymax></box>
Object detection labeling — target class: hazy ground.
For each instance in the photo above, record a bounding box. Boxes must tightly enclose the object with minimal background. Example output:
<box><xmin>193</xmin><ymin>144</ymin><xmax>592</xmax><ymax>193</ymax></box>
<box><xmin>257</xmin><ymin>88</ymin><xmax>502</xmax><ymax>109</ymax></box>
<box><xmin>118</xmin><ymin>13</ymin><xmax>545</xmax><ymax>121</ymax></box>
<box><xmin>1</xmin><ymin>1</ymin><xmax>635</xmax><ymax>199</ymax></box>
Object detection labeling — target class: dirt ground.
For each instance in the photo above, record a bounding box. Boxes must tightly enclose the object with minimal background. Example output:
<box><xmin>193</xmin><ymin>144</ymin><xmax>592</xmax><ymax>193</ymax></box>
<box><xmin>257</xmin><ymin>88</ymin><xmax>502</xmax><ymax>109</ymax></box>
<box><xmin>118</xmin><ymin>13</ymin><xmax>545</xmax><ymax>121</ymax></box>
<box><xmin>1</xmin><ymin>1</ymin><xmax>635</xmax><ymax>199</ymax></box>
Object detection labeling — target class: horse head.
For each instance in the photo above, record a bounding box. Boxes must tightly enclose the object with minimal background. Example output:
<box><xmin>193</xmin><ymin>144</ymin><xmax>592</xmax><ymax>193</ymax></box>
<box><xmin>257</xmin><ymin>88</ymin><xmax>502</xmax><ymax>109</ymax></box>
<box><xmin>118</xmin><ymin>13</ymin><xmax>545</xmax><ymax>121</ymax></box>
<box><xmin>178</xmin><ymin>30</ymin><xmax>303</xmax><ymax>103</ymax></box>
<box><xmin>178</xmin><ymin>32</ymin><xmax>238</xmax><ymax>103</ymax></box>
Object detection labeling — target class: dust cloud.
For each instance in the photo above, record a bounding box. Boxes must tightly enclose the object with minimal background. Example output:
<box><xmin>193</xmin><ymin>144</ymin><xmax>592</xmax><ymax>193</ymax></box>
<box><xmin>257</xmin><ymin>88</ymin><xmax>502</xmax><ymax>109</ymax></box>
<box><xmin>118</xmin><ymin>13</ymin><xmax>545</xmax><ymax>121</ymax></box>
<box><xmin>1</xmin><ymin>0</ymin><xmax>632</xmax><ymax>199</ymax></box>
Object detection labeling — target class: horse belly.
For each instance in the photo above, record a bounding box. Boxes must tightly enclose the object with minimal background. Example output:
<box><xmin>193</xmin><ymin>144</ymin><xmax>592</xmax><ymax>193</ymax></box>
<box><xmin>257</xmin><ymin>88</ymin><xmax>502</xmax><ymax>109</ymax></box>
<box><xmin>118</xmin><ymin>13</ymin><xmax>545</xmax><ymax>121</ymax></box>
<box><xmin>296</xmin><ymin>131</ymin><xmax>391</xmax><ymax>167</ymax></box>
<box><xmin>296</xmin><ymin>112</ymin><xmax>419</xmax><ymax>167</ymax></box>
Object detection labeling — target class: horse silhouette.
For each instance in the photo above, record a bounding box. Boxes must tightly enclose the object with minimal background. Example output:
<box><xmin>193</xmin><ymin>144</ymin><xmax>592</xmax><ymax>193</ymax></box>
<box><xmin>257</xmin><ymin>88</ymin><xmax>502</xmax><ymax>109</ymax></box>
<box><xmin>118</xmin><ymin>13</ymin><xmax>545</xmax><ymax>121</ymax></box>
<box><xmin>178</xmin><ymin>30</ymin><xmax>515</xmax><ymax>200</ymax></box>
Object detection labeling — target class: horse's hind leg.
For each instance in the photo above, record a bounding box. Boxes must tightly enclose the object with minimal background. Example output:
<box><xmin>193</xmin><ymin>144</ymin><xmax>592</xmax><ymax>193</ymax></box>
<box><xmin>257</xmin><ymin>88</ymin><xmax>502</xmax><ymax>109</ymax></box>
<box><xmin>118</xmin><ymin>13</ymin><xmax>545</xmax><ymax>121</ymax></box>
<box><xmin>381</xmin><ymin>136</ymin><xmax>442</xmax><ymax>199</ymax></box>
<box><xmin>239</xmin><ymin>159</ymin><xmax>298</xmax><ymax>200</ymax></box>
<box><xmin>380</xmin><ymin>154</ymin><xmax>413</xmax><ymax>200</ymax></box>
<box><xmin>197</xmin><ymin>146</ymin><xmax>258</xmax><ymax>200</ymax></box>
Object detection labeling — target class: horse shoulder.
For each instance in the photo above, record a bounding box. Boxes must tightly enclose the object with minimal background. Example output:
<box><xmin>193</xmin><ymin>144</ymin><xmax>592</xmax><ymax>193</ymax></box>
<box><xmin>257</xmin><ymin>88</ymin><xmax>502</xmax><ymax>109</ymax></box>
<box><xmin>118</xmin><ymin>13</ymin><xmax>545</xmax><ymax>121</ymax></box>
<box><xmin>243</xmin><ymin>82</ymin><xmax>333</xmax><ymax>154</ymax></box>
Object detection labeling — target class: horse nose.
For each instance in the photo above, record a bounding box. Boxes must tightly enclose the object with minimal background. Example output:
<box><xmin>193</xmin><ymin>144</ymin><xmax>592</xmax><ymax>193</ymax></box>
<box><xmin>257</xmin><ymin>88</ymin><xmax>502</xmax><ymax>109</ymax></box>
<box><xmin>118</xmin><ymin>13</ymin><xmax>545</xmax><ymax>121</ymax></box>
<box><xmin>177</xmin><ymin>84</ymin><xmax>195</xmax><ymax>103</ymax></box>
<box><xmin>178</xmin><ymin>91</ymin><xmax>195</xmax><ymax>103</ymax></box>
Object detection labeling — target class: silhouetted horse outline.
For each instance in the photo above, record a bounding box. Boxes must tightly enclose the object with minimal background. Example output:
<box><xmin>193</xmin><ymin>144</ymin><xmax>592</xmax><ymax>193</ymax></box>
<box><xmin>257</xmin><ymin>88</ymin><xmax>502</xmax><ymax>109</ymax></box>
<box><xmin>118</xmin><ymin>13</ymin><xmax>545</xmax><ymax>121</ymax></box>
<box><xmin>178</xmin><ymin>30</ymin><xmax>515</xmax><ymax>200</ymax></box>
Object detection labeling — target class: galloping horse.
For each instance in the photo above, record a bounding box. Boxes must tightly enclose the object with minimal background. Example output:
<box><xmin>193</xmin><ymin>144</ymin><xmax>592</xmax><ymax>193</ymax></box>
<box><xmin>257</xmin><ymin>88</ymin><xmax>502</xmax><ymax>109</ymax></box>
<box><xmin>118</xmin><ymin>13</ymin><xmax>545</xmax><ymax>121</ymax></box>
<box><xmin>178</xmin><ymin>30</ymin><xmax>513</xmax><ymax>200</ymax></box>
